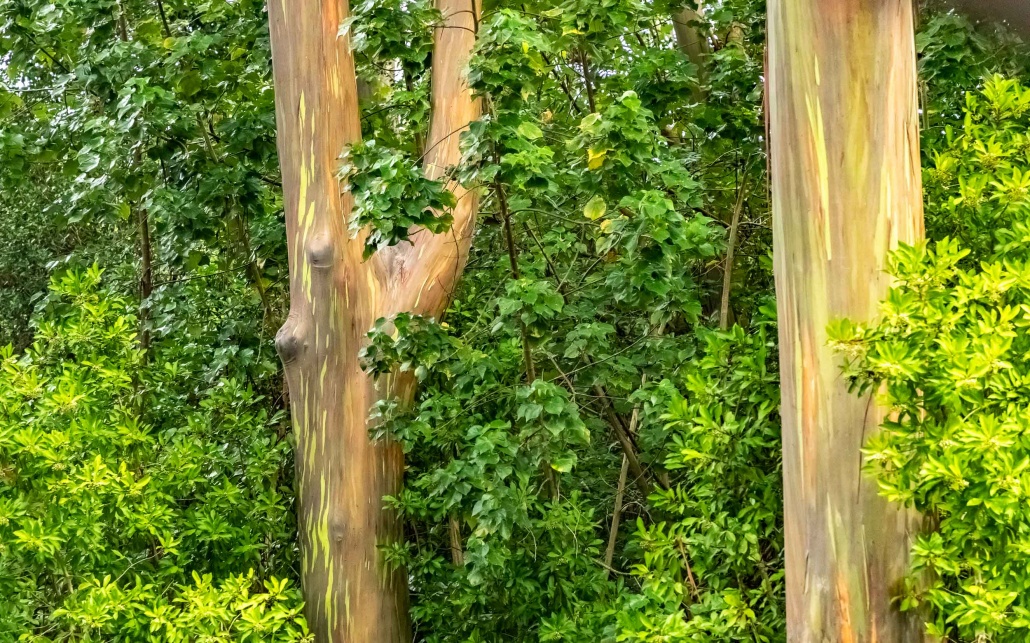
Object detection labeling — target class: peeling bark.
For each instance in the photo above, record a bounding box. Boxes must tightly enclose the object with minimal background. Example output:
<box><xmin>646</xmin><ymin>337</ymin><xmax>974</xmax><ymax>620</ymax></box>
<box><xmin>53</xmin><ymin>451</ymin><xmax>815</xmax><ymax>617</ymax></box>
<box><xmin>768</xmin><ymin>0</ymin><xmax>926</xmax><ymax>640</ymax></box>
<box><xmin>267</xmin><ymin>0</ymin><xmax>481</xmax><ymax>640</ymax></box>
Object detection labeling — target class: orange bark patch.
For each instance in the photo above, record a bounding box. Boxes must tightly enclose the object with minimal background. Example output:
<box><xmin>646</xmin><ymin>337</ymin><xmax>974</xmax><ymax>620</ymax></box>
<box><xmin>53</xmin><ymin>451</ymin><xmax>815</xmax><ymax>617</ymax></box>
<box><xmin>836</xmin><ymin>570</ymin><xmax>857</xmax><ymax>643</ymax></box>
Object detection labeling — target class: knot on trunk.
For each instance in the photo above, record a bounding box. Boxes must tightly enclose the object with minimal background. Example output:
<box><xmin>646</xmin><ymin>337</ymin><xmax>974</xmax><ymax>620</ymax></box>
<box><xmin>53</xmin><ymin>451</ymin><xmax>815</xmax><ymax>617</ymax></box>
<box><xmin>307</xmin><ymin>234</ymin><xmax>335</xmax><ymax>270</ymax></box>
<box><xmin>275</xmin><ymin>318</ymin><xmax>309</xmax><ymax>364</ymax></box>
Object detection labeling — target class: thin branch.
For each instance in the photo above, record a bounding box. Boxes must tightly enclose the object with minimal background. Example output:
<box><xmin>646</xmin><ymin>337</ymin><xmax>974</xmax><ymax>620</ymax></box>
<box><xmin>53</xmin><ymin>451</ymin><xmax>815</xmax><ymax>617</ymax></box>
<box><xmin>495</xmin><ymin>176</ymin><xmax>558</xmax><ymax>499</ymax></box>
<box><xmin>496</xmin><ymin>179</ymin><xmax>536</xmax><ymax>383</ymax></box>
<box><xmin>595</xmin><ymin>385</ymin><xmax>650</xmax><ymax>498</ymax></box>
<box><xmin>155</xmin><ymin>0</ymin><xmax>172</xmax><ymax>38</ymax></box>
<box><xmin>579</xmin><ymin>49</ymin><xmax>598</xmax><ymax>113</ymax></box>
<box><xmin>719</xmin><ymin>162</ymin><xmax>752</xmax><ymax>330</ymax></box>
<box><xmin>449</xmin><ymin>514</ymin><xmax>464</xmax><ymax>566</ymax></box>
<box><xmin>604</xmin><ymin>455</ymin><xmax>629</xmax><ymax>577</ymax></box>
<box><xmin>676</xmin><ymin>537</ymin><xmax>701</xmax><ymax>604</ymax></box>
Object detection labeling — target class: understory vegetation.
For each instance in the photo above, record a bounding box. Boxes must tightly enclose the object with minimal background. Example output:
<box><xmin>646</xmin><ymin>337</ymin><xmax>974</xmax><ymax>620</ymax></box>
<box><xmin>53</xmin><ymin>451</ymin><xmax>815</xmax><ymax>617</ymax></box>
<box><xmin>834</xmin><ymin>73</ymin><xmax>1030</xmax><ymax>642</ymax></box>
<box><xmin>1</xmin><ymin>0</ymin><xmax>1029</xmax><ymax>641</ymax></box>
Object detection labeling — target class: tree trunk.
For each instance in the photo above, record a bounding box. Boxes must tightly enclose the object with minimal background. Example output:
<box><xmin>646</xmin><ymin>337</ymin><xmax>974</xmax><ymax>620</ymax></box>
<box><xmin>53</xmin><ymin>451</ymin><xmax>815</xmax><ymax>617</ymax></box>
<box><xmin>267</xmin><ymin>1</ymin><xmax>480</xmax><ymax>641</ymax></box>
<box><xmin>381</xmin><ymin>0</ymin><xmax>483</xmax><ymax>313</ymax></box>
<box><xmin>672</xmin><ymin>3</ymin><xmax>708</xmax><ymax>72</ymax></box>
<box><xmin>767</xmin><ymin>1</ymin><xmax>925</xmax><ymax>641</ymax></box>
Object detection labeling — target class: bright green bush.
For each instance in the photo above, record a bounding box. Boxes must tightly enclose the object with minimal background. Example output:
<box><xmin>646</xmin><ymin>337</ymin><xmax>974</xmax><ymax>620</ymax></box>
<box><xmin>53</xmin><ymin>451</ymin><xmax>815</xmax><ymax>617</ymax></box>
<box><xmin>833</xmin><ymin>239</ymin><xmax>1030</xmax><ymax>642</ymax></box>
<box><xmin>923</xmin><ymin>75</ymin><xmax>1030</xmax><ymax>257</ymax></box>
<box><xmin>835</xmin><ymin>75</ymin><xmax>1030</xmax><ymax>642</ymax></box>
<box><xmin>0</xmin><ymin>267</ymin><xmax>308</xmax><ymax>641</ymax></box>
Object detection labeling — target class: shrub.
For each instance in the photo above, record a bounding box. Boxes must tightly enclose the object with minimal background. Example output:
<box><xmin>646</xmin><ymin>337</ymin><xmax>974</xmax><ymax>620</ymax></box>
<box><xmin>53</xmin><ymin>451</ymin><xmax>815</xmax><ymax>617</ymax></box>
<box><xmin>0</xmin><ymin>267</ymin><xmax>309</xmax><ymax>641</ymax></box>
<box><xmin>833</xmin><ymin>75</ymin><xmax>1030</xmax><ymax>643</ymax></box>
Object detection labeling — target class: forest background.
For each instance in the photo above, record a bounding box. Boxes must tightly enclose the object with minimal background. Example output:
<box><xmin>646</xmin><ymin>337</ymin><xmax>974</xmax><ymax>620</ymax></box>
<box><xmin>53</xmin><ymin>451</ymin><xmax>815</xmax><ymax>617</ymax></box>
<box><xmin>2</xmin><ymin>0</ymin><xmax>1030</xmax><ymax>641</ymax></box>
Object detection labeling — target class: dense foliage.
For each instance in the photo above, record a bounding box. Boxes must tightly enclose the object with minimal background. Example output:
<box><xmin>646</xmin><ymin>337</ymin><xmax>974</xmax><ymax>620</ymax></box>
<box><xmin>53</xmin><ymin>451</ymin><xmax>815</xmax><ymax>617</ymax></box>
<box><xmin>0</xmin><ymin>268</ymin><xmax>306</xmax><ymax>639</ymax></box>
<box><xmin>3</xmin><ymin>0</ymin><xmax>1030</xmax><ymax>641</ymax></box>
<box><xmin>0</xmin><ymin>0</ymin><xmax>298</xmax><ymax>638</ymax></box>
<box><xmin>0</xmin><ymin>0</ymin><xmax>286</xmax><ymax>350</ymax></box>
<box><xmin>835</xmin><ymin>73</ymin><xmax>1030</xmax><ymax>643</ymax></box>
<box><xmin>352</xmin><ymin>0</ymin><xmax>779</xmax><ymax>640</ymax></box>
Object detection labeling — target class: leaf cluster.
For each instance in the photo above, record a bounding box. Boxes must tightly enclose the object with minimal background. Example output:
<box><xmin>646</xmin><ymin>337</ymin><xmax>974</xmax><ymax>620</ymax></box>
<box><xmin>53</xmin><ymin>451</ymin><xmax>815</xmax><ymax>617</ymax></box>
<box><xmin>0</xmin><ymin>268</ymin><xmax>307</xmax><ymax>640</ymax></box>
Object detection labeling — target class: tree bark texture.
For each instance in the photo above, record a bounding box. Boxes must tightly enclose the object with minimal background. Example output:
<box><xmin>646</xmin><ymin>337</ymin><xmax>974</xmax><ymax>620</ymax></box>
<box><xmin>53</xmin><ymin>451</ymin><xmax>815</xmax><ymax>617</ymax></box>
<box><xmin>768</xmin><ymin>1</ymin><xmax>926</xmax><ymax>641</ymax></box>
<box><xmin>267</xmin><ymin>1</ymin><xmax>481</xmax><ymax>641</ymax></box>
<box><xmin>672</xmin><ymin>3</ymin><xmax>708</xmax><ymax>71</ymax></box>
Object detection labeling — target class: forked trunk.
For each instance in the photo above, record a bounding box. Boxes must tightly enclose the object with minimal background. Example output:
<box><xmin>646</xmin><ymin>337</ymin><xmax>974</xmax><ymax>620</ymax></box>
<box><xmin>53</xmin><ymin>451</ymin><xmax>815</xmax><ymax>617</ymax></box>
<box><xmin>267</xmin><ymin>1</ymin><xmax>480</xmax><ymax>641</ymax></box>
<box><xmin>768</xmin><ymin>1</ymin><xmax>926</xmax><ymax>640</ymax></box>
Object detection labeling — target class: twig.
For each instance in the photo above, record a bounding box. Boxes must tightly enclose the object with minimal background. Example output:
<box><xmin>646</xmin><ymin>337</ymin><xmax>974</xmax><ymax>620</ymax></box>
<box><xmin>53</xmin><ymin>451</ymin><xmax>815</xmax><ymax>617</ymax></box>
<box><xmin>595</xmin><ymin>385</ymin><xmax>651</xmax><ymax>498</ymax></box>
<box><xmin>579</xmin><ymin>48</ymin><xmax>598</xmax><ymax>113</ymax></box>
<box><xmin>496</xmin><ymin>178</ymin><xmax>536</xmax><ymax>383</ymax></box>
<box><xmin>155</xmin><ymin>0</ymin><xmax>172</xmax><ymax>37</ymax></box>
<box><xmin>495</xmin><ymin>175</ymin><xmax>558</xmax><ymax>499</ymax></box>
<box><xmin>676</xmin><ymin>538</ymin><xmax>701</xmax><ymax>604</ymax></box>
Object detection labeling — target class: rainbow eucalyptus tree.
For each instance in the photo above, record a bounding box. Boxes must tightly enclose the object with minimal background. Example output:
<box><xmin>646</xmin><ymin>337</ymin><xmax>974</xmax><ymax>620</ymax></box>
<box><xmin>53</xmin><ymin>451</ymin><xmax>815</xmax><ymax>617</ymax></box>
<box><xmin>267</xmin><ymin>0</ymin><xmax>480</xmax><ymax>640</ymax></box>
<box><xmin>768</xmin><ymin>0</ymin><xmax>926</xmax><ymax>640</ymax></box>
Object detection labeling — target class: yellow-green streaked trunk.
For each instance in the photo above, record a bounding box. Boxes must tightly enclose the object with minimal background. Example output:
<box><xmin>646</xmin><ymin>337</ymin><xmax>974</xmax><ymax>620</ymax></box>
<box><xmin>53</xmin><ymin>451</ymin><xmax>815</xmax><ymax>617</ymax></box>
<box><xmin>767</xmin><ymin>0</ymin><xmax>927</xmax><ymax>640</ymax></box>
<box><xmin>267</xmin><ymin>1</ymin><xmax>482</xmax><ymax>640</ymax></box>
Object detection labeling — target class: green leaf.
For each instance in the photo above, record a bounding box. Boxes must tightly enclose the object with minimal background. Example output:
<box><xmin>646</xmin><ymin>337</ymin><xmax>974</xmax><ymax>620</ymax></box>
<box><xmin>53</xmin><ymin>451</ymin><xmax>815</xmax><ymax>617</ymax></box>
<box><xmin>516</xmin><ymin>121</ymin><xmax>543</xmax><ymax>140</ymax></box>
<box><xmin>177</xmin><ymin>71</ymin><xmax>202</xmax><ymax>97</ymax></box>
<box><xmin>583</xmin><ymin>195</ymin><xmax>607</xmax><ymax>221</ymax></box>
<box><xmin>550</xmin><ymin>452</ymin><xmax>577</xmax><ymax>473</ymax></box>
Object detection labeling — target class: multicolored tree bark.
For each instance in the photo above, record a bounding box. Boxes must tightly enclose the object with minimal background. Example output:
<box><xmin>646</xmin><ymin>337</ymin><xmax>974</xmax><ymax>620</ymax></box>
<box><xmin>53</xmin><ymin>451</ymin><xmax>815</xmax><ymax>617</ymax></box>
<box><xmin>767</xmin><ymin>1</ymin><xmax>926</xmax><ymax>640</ymax></box>
<box><xmin>267</xmin><ymin>1</ymin><xmax>480</xmax><ymax>640</ymax></box>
